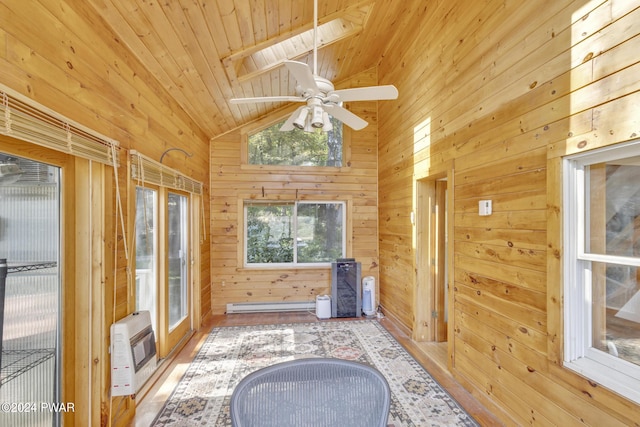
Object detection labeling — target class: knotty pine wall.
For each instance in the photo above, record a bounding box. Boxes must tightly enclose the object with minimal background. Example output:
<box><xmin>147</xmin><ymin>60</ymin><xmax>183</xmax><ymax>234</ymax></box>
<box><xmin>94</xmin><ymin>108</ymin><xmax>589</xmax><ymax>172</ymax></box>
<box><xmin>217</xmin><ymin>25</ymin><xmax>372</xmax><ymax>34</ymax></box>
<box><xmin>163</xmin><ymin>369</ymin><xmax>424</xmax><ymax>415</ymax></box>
<box><xmin>378</xmin><ymin>0</ymin><xmax>640</xmax><ymax>425</ymax></box>
<box><xmin>210</xmin><ymin>70</ymin><xmax>379</xmax><ymax>314</ymax></box>
<box><xmin>1</xmin><ymin>1</ymin><xmax>211</xmax><ymax>426</ymax></box>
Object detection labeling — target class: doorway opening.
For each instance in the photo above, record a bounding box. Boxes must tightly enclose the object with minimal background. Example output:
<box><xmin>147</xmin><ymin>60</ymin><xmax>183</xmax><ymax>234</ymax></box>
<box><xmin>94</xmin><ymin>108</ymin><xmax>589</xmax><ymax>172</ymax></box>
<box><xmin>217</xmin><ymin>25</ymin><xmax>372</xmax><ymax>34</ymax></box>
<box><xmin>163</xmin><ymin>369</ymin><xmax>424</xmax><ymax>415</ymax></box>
<box><xmin>414</xmin><ymin>176</ymin><xmax>450</xmax><ymax>369</ymax></box>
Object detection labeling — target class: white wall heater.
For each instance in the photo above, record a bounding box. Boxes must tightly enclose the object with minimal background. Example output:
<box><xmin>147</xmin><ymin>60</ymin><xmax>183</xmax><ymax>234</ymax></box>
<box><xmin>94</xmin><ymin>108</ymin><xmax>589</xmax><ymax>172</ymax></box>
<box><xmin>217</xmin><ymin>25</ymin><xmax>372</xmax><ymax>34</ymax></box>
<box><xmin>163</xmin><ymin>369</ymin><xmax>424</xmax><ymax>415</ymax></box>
<box><xmin>226</xmin><ymin>301</ymin><xmax>315</xmax><ymax>314</ymax></box>
<box><xmin>110</xmin><ymin>311</ymin><xmax>157</xmax><ymax>396</ymax></box>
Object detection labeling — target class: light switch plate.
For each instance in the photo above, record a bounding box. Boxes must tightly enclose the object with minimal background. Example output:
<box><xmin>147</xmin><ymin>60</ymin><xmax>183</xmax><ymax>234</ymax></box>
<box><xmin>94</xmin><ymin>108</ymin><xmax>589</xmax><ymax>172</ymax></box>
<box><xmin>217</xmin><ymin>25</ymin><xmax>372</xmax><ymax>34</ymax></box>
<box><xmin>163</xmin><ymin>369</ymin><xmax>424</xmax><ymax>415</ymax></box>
<box><xmin>479</xmin><ymin>200</ymin><xmax>492</xmax><ymax>216</ymax></box>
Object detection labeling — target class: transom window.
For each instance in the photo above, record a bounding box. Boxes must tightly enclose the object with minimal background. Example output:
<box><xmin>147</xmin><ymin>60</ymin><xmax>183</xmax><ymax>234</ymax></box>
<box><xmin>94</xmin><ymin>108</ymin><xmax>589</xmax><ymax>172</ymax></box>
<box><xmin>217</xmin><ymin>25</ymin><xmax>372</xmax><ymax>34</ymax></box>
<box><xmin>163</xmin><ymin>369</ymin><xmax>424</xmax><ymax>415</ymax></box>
<box><xmin>563</xmin><ymin>140</ymin><xmax>640</xmax><ymax>404</ymax></box>
<box><xmin>244</xmin><ymin>201</ymin><xmax>345</xmax><ymax>267</ymax></box>
<box><xmin>248</xmin><ymin>117</ymin><xmax>342</xmax><ymax>167</ymax></box>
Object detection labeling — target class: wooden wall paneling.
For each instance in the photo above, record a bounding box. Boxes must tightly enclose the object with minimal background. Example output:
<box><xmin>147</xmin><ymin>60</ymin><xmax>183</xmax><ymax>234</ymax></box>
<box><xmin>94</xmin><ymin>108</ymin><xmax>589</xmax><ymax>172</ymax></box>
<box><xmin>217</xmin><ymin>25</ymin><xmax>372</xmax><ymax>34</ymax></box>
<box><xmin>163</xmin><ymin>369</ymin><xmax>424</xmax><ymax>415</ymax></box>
<box><xmin>4</xmin><ymin>2</ymin><xmax>146</xmax><ymax>137</ymax></box>
<box><xmin>452</xmin><ymin>338</ymin><xmax>530</xmax><ymax>426</ymax></box>
<box><xmin>380</xmin><ymin>0</ymin><xmax>581</xmax><ymax>151</ymax></box>
<box><xmin>455</xmin><ymin>295</ymin><xmax>547</xmax><ymax>356</ymax></box>
<box><xmin>455</xmin><ymin>236</ymin><xmax>546</xmax><ymax>273</ymax></box>
<box><xmin>111</xmin><ymin>165</ymin><xmax>131</xmax><ymax>322</ymax></box>
<box><xmin>454</xmin><ymin>226</ymin><xmax>547</xmax><ymax>252</ymax></box>
<box><xmin>544</xmin><ymin>360</ymin><xmax>640</xmax><ymax>426</ymax></box>
<box><xmin>413</xmin><ymin>178</ymin><xmax>434</xmax><ymax>342</ymax></box>
<box><xmin>74</xmin><ymin>158</ymin><xmax>92</xmax><ymax>427</ymax></box>
<box><xmin>453</xmin><ymin>338</ymin><xmax>557</xmax><ymax>426</ymax></box>
<box><xmin>21</xmin><ymin>0</ymin><xmax>211</xmax><ymax>169</ymax></box>
<box><xmin>546</xmin><ymin>156</ymin><xmax>564</xmax><ymax>366</ymax></box>
<box><xmin>549</xmin><ymin>90</ymin><xmax>640</xmax><ymax>158</ymax></box>
<box><xmin>456</xmin><ymin>341</ymin><xmax>586</xmax><ymax>427</ymax></box>
<box><xmin>470</xmin><ymin>330</ymin><xmax>635</xmax><ymax>427</ymax></box>
<box><xmin>2</xmin><ymin>1</ymin><xmax>212</xmax><ymax>425</ymax></box>
<box><xmin>455</xmin><ymin>278</ymin><xmax>546</xmax><ymax>333</ymax></box>
<box><xmin>73</xmin><ymin>159</ymin><xmax>109</xmax><ymax>426</ymax></box>
<box><xmin>377</xmin><ymin>0</ymin><xmax>640</xmax><ymax>424</ymax></box>
<box><xmin>454</xmin><ymin>251</ymin><xmax>547</xmax><ymax>294</ymax></box>
<box><xmin>210</xmin><ymin>74</ymin><xmax>379</xmax><ymax>313</ymax></box>
<box><xmin>378</xmin><ymin>0</ymin><xmax>576</xmax><ymax>332</ymax></box>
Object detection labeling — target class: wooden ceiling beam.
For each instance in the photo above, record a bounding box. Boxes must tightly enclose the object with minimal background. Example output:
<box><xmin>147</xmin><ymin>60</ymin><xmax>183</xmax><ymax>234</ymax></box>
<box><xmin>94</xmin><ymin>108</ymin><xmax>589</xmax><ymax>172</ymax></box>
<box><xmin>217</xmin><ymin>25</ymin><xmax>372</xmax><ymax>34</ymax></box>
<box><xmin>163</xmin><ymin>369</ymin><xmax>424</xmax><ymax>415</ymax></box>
<box><xmin>221</xmin><ymin>0</ymin><xmax>373</xmax><ymax>64</ymax></box>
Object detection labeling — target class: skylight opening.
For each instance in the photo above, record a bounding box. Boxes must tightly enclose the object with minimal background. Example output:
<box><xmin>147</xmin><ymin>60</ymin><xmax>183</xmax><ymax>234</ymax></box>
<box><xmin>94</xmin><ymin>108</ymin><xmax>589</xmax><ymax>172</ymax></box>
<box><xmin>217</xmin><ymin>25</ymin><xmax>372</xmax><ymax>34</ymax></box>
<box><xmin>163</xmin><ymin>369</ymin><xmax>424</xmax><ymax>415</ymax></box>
<box><xmin>222</xmin><ymin>3</ymin><xmax>373</xmax><ymax>84</ymax></box>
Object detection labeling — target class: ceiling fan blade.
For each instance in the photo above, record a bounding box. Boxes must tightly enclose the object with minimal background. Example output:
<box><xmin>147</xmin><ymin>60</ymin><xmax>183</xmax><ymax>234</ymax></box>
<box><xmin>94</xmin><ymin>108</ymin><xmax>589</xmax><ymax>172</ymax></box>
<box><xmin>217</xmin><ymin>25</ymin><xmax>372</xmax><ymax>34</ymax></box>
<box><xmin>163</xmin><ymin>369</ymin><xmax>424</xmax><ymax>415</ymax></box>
<box><xmin>284</xmin><ymin>60</ymin><xmax>319</xmax><ymax>94</ymax></box>
<box><xmin>324</xmin><ymin>104</ymin><xmax>368</xmax><ymax>130</ymax></box>
<box><xmin>328</xmin><ymin>85</ymin><xmax>399</xmax><ymax>102</ymax></box>
<box><xmin>280</xmin><ymin>106</ymin><xmax>305</xmax><ymax>131</ymax></box>
<box><xmin>230</xmin><ymin>95</ymin><xmax>302</xmax><ymax>104</ymax></box>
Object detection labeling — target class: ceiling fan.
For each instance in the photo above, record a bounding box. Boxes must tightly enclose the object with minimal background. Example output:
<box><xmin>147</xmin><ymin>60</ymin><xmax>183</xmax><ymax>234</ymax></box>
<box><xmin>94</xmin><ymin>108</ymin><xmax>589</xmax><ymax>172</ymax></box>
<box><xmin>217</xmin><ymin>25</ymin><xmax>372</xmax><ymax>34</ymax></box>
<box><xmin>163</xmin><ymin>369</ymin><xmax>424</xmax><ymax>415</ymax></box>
<box><xmin>229</xmin><ymin>0</ymin><xmax>398</xmax><ymax>132</ymax></box>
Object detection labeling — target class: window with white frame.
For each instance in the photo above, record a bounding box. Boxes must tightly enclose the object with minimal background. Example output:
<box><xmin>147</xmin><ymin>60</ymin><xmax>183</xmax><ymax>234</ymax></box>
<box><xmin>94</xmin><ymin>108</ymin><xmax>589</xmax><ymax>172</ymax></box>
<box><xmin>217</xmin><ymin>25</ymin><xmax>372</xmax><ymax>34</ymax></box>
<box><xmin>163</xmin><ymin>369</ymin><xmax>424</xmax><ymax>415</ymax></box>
<box><xmin>244</xmin><ymin>201</ymin><xmax>345</xmax><ymax>266</ymax></box>
<box><xmin>564</xmin><ymin>140</ymin><xmax>640</xmax><ymax>404</ymax></box>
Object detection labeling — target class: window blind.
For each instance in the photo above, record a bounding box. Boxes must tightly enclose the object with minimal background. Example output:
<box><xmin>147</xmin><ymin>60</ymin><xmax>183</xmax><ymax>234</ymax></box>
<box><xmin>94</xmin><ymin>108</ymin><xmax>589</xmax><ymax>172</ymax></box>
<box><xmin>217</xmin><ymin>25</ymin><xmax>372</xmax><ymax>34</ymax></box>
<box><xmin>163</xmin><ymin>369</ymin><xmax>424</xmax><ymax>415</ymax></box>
<box><xmin>0</xmin><ymin>84</ymin><xmax>119</xmax><ymax>166</ymax></box>
<box><xmin>130</xmin><ymin>150</ymin><xmax>203</xmax><ymax>195</ymax></box>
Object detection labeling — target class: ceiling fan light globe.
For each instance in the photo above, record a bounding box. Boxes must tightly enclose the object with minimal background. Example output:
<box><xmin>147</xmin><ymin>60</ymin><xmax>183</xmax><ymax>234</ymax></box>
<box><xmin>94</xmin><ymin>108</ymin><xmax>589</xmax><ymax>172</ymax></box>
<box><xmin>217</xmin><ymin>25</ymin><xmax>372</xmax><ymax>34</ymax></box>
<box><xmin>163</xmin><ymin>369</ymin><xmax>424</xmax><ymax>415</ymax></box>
<box><xmin>311</xmin><ymin>106</ymin><xmax>324</xmax><ymax>128</ymax></box>
<box><xmin>322</xmin><ymin>112</ymin><xmax>333</xmax><ymax>132</ymax></box>
<box><xmin>303</xmin><ymin>120</ymin><xmax>314</xmax><ymax>133</ymax></box>
<box><xmin>293</xmin><ymin>107</ymin><xmax>309</xmax><ymax>129</ymax></box>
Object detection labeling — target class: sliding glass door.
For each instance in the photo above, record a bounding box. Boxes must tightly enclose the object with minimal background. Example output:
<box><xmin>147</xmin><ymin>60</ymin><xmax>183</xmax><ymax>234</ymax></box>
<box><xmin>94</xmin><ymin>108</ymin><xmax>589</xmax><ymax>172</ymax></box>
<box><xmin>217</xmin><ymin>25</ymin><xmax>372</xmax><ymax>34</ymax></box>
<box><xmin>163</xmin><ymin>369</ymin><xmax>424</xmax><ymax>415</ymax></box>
<box><xmin>0</xmin><ymin>153</ymin><xmax>61</xmax><ymax>427</ymax></box>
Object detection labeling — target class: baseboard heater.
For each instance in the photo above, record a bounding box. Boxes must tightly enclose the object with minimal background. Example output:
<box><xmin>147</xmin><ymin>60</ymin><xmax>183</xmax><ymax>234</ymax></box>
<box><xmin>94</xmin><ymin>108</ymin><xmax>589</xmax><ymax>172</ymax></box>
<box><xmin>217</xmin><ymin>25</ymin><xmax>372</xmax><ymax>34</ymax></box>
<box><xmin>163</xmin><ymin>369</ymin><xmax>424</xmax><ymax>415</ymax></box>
<box><xmin>226</xmin><ymin>301</ymin><xmax>315</xmax><ymax>314</ymax></box>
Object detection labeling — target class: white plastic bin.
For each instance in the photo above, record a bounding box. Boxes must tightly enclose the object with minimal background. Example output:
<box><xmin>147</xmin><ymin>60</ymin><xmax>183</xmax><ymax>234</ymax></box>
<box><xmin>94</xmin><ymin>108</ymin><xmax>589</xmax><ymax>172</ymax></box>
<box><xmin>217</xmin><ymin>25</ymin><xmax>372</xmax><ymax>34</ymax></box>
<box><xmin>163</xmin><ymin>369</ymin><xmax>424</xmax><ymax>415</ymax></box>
<box><xmin>316</xmin><ymin>295</ymin><xmax>331</xmax><ymax>319</ymax></box>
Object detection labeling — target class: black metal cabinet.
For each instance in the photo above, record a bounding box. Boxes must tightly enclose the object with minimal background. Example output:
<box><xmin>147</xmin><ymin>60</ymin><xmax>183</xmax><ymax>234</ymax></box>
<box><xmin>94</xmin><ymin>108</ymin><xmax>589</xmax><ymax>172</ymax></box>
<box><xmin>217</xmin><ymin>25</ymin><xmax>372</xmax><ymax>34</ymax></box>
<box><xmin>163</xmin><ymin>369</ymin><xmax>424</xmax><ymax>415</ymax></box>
<box><xmin>331</xmin><ymin>259</ymin><xmax>361</xmax><ymax>318</ymax></box>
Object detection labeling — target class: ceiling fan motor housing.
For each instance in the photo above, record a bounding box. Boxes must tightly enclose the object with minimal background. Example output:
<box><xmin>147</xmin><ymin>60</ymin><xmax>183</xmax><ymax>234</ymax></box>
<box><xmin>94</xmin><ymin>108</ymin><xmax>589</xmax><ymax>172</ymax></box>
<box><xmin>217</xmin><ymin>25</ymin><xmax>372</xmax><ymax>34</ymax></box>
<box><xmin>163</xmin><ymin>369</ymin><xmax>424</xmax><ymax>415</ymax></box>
<box><xmin>298</xmin><ymin>76</ymin><xmax>334</xmax><ymax>99</ymax></box>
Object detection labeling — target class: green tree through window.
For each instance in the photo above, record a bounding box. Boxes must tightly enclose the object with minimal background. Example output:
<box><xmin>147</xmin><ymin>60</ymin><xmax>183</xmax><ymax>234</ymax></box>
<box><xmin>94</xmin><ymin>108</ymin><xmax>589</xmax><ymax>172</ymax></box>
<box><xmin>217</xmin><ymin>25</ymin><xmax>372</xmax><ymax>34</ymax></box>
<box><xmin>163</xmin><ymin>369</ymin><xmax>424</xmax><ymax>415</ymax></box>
<box><xmin>246</xmin><ymin>202</ymin><xmax>345</xmax><ymax>265</ymax></box>
<box><xmin>248</xmin><ymin>116</ymin><xmax>342</xmax><ymax>166</ymax></box>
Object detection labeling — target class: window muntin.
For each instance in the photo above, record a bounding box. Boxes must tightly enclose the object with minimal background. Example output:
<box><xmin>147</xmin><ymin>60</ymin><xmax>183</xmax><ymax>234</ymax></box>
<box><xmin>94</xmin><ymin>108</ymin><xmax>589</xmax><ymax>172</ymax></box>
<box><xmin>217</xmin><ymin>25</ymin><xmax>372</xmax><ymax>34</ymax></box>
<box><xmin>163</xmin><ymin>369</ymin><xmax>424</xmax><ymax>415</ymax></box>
<box><xmin>245</xmin><ymin>201</ymin><xmax>345</xmax><ymax>266</ymax></box>
<box><xmin>248</xmin><ymin>117</ymin><xmax>343</xmax><ymax>166</ymax></box>
<box><xmin>564</xmin><ymin>141</ymin><xmax>640</xmax><ymax>404</ymax></box>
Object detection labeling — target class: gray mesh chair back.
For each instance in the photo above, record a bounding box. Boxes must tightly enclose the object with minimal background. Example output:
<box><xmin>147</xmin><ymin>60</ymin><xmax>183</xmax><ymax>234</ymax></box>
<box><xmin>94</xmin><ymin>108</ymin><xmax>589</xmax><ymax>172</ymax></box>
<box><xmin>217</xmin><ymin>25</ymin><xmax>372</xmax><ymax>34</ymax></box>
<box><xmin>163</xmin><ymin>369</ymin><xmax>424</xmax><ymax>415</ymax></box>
<box><xmin>230</xmin><ymin>358</ymin><xmax>391</xmax><ymax>427</ymax></box>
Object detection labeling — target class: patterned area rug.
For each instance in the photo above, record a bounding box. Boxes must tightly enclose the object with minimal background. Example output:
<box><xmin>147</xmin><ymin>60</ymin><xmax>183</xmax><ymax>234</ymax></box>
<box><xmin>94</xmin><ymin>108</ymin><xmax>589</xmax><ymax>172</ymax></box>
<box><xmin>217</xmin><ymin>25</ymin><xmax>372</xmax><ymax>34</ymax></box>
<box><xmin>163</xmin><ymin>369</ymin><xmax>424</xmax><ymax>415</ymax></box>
<box><xmin>151</xmin><ymin>320</ymin><xmax>478</xmax><ymax>426</ymax></box>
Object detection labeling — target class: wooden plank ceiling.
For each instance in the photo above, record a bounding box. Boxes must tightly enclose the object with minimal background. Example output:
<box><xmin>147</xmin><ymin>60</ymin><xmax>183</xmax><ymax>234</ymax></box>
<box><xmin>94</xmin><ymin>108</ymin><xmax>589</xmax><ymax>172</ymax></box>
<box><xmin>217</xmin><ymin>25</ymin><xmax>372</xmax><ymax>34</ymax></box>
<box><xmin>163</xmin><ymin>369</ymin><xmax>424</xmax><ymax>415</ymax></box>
<box><xmin>87</xmin><ymin>0</ymin><xmax>417</xmax><ymax>139</ymax></box>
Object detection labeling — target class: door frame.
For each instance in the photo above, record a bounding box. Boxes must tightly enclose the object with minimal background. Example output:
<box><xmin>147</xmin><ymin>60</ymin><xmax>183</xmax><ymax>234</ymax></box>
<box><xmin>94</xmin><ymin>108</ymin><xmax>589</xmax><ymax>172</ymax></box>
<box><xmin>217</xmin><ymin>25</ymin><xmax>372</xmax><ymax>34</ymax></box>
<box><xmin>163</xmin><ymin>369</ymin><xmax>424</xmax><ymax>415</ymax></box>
<box><xmin>163</xmin><ymin>190</ymin><xmax>191</xmax><ymax>355</ymax></box>
<box><xmin>413</xmin><ymin>167</ymin><xmax>455</xmax><ymax>362</ymax></box>
<box><xmin>0</xmin><ymin>135</ymin><xmax>89</xmax><ymax>425</ymax></box>
<box><xmin>133</xmin><ymin>185</ymin><xmax>197</xmax><ymax>358</ymax></box>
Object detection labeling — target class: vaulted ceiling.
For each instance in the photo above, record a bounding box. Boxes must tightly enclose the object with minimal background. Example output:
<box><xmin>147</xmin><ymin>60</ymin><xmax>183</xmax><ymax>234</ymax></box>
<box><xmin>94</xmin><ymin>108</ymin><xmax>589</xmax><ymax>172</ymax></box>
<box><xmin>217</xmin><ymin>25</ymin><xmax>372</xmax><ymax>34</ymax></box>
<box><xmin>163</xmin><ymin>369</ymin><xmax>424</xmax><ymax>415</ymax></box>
<box><xmin>87</xmin><ymin>0</ymin><xmax>418</xmax><ymax>139</ymax></box>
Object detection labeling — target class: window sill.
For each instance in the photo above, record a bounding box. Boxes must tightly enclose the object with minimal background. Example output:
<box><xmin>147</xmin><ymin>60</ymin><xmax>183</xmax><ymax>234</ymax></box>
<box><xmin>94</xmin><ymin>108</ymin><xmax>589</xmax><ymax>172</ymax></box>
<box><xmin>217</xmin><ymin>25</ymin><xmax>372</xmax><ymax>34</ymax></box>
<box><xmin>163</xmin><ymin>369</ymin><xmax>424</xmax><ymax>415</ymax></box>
<box><xmin>565</xmin><ymin>357</ymin><xmax>640</xmax><ymax>404</ymax></box>
<box><xmin>239</xmin><ymin>164</ymin><xmax>349</xmax><ymax>173</ymax></box>
<box><xmin>237</xmin><ymin>264</ymin><xmax>332</xmax><ymax>272</ymax></box>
